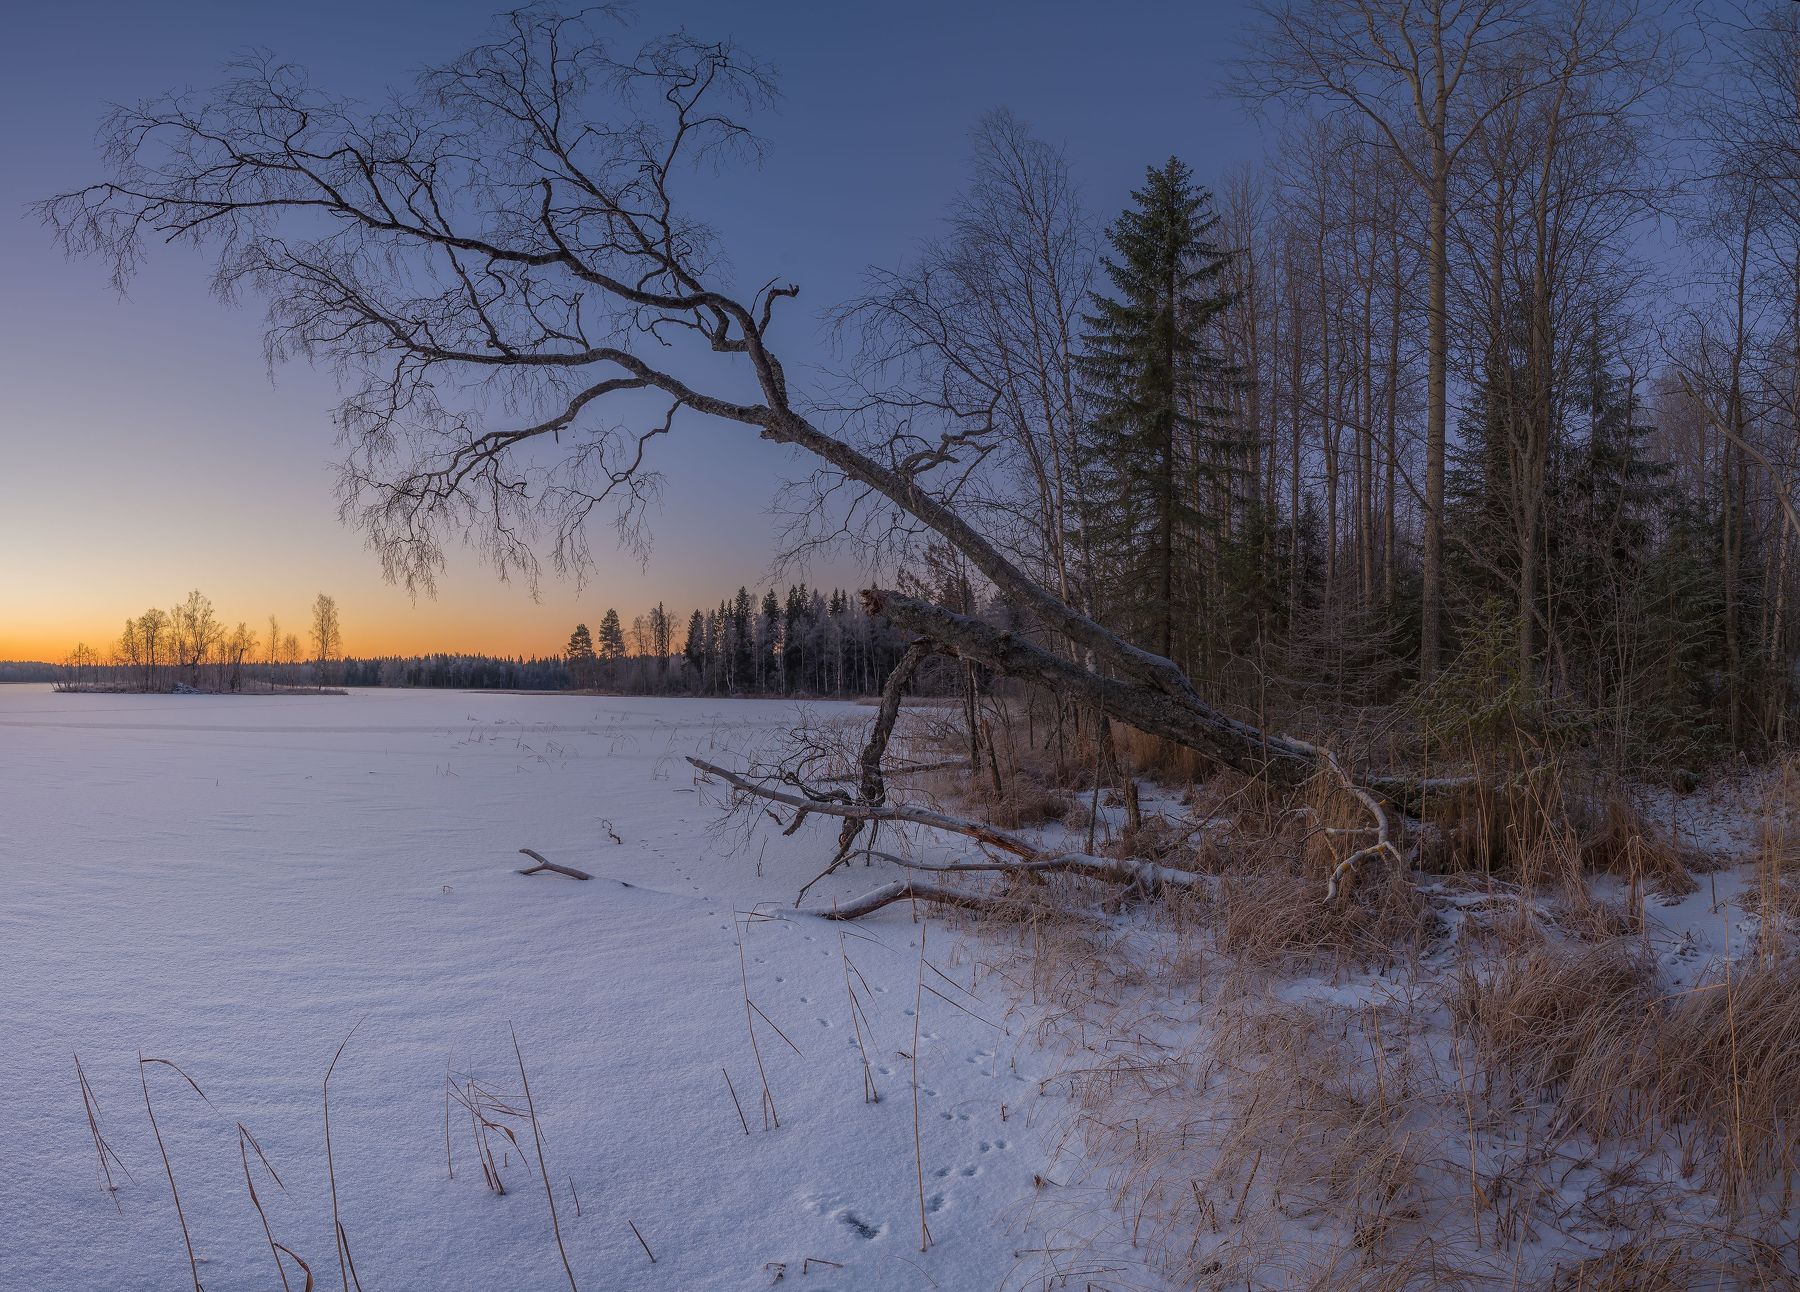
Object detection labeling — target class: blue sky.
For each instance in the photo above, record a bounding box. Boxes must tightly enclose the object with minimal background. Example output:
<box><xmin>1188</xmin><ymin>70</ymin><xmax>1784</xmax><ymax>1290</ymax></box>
<box><xmin>0</xmin><ymin>1</ymin><xmax>1271</xmax><ymax>656</ymax></box>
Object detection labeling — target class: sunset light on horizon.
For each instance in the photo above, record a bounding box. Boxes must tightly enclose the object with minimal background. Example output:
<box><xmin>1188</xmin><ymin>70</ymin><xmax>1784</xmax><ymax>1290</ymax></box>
<box><xmin>2</xmin><ymin>0</ymin><xmax>1248</xmax><ymax>664</ymax></box>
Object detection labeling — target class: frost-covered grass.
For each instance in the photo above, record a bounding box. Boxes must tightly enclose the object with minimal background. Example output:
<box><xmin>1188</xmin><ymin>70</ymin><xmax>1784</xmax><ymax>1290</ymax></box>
<box><xmin>0</xmin><ymin>686</ymin><xmax>1116</xmax><ymax>1291</ymax></box>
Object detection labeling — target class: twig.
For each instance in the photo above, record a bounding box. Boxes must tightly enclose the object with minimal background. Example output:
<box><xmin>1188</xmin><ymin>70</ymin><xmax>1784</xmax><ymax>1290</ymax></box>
<box><xmin>735</xmin><ymin>916</ymin><xmax>779</xmax><ymax>1129</ymax></box>
<box><xmin>627</xmin><ymin>1219</ymin><xmax>656</xmax><ymax>1263</ymax></box>
<box><xmin>722</xmin><ymin>1068</ymin><xmax>751</xmax><ymax>1134</ymax></box>
<box><xmin>75</xmin><ymin>1054</ymin><xmax>132</xmax><ymax>1210</ymax></box>
<box><xmin>241</xmin><ymin>1129</ymin><xmax>294</xmax><ymax>1292</ymax></box>
<box><xmin>1307</xmin><ymin>745</ymin><xmax>1404</xmax><ymax>902</ymax></box>
<box><xmin>138</xmin><ymin>1054</ymin><xmax>202</xmax><ymax>1292</ymax></box>
<box><xmin>512</xmin><ymin>1025</ymin><xmax>578</xmax><ymax>1292</ymax></box>
<box><xmin>323</xmin><ymin>1019</ymin><xmax>367</xmax><ymax>1292</ymax></box>
<box><xmin>517</xmin><ymin>847</ymin><xmax>593</xmax><ymax>880</ymax></box>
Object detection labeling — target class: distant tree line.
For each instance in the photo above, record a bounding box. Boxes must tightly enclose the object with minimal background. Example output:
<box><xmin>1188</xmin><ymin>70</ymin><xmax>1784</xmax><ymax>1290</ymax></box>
<box><xmin>49</xmin><ymin>583</ymin><xmax>938</xmax><ymax>699</ymax></box>
<box><xmin>58</xmin><ymin>591</ymin><xmax>343</xmax><ymax>692</ymax></box>
<box><xmin>338</xmin><ymin>653</ymin><xmax>574</xmax><ymax>690</ymax></box>
<box><xmin>564</xmin><ymin>585</ymin><xmax>927</xmax><ymax>697</ymax></box>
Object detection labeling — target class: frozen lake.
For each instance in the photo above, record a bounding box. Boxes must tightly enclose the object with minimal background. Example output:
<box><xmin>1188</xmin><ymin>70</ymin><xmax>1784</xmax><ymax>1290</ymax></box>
<box><xmin>0</xmin><ymin>686</ymin><xmax>1087</xmax><ymax>1291</ymax></box>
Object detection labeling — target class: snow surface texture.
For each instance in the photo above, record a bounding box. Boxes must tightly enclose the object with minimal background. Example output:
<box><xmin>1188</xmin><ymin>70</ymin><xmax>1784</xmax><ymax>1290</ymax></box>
<box><xmin>0</xmin><ymin>687</ymin><xmax>1124</xmax><ymax>1291</ymax></box>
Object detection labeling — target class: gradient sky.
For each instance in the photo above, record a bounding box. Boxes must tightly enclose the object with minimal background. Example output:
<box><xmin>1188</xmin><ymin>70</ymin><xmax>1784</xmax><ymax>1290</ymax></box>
<box><xmin>1</xmin><ymin>0</ymin><xmax>1263</xmax><ymax>660</ymax></box>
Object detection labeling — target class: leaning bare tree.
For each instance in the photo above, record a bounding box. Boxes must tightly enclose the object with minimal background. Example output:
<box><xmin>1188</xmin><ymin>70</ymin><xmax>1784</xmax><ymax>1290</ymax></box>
<box><xmin>42</xmin><ymin>7</ymin><xmax>1398</xmax><ymax>912</ymax></box>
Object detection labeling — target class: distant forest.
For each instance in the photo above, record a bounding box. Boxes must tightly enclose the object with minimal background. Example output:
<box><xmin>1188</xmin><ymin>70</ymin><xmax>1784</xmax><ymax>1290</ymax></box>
<box><xmin>353</xmin><ymin>585</ymin><xmax>926</xmax><ymax>696</ymax></box>
<box><xmin>49</xmin><ymin>583</ymin><xmax>941</xmax><ymax>697</ymax></box>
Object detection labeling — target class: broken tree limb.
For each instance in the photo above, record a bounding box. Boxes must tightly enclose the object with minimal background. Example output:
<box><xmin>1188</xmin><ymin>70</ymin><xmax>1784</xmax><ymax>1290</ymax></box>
<box><xmin>794</xmin><ymin>640</ymin><xmax>937</xmax><ymax>907</ymax></box>
<box><xmin>692</xmin><ymin>750</ymin><xmax>1219</xmax><ymax>913</ymax></box>
<box><xmin>688</xmin><ymin>756</ymin><xmax>1041</xmax><ymax>859</ymax></box>
<box><xmin>869</xmin><ymin>850</ymin><xmax>1211</xmax><ymax>897</ymax></box>
<box><xmin>864</xmin><ymin>590</ymin><xmax>1325</xmax><ymax>784</ymax></box>
<box><xmin>823</xmin><ymin>758</ymin><xmax>969</xmax><ymax>783</ymax></box>
<box><xmin>801</xmin><ymin>880</ymin><xmax>1043</xmax><ymax>921</ymax></box>
<box><xmin>862</xmin><ymin>593</ymin><xmax>1477</xmax><ymax>814</ymax></box>
<box><xmin>516</xmin><ymin>848</ymin><xmax>593</xmax><ymax>881</ymax></box>
<box><xmin>1303</xmin><ymin>745</ymin><xmax>1404</xmax><ymax>903</ymax></box>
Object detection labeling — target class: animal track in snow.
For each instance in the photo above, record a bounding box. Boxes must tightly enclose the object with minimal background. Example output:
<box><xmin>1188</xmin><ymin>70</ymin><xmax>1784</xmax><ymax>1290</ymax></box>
<box><xmin>802</xmin><ymin>1194</ymin><xmax>885</xmax><ymax>1241</ymax></box>
<box><xmin>838</xmin><ymin>1211</ymin><xmax>881</xmax><ymax>1240</ymax></box>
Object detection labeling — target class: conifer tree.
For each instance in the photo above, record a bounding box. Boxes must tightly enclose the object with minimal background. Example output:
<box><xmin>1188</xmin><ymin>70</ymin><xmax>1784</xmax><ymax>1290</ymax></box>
<box><xmin>731</xmin><ymin>588</ymin><xmax>755</xmax><ymax>690</ymax></box>
<box><xmin>683</xmin><ymin>609</ymin><xmax>706</xmax><ymax>682</ymax></box>
<box><xmin>597</xmin><ymin>608</ymin><xmax>626</xmax><ymax>661</ymax></box>
<box><xmin>1077</xmin><ymin>156</ymin><xmax>1240</xmax><ymax>674</ymax></box>
<box><xmin>566</xmin><ymin>622</ymin><xmax>597</xmax><ymax>689</ymax></box>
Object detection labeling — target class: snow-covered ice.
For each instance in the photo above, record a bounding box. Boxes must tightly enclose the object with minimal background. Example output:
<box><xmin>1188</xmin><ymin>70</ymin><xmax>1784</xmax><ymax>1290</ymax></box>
<box><xmin>0</xmin><ymin>686</ymin><xmax>1095</xmax><ymax>1291</ymax></box>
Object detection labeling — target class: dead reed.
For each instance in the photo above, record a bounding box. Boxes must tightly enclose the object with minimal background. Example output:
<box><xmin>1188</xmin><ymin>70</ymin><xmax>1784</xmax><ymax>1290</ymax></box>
<box><xmin>511</xmin><ymin>1025</ymin><xmax>578</xmax><ymax>1292</ymax></box>
<box><xmin>74</xmin><ymin>1053</ymin><xmax>131</xmax><ymax>1209</ymax></box>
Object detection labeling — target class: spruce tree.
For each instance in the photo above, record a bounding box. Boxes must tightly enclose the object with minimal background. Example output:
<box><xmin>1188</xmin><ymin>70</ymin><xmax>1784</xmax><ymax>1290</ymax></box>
<box><xmin>597</xmin><ymin>608</ymin><xmax>626</xmax><ymax>661</ymax></box>
<box><xmin>731</xmin><ymin>587</ymin><xmax>755</xmax><ymax>690</ymax></box>
<box><xmin>760</xmin><ymin>589</ymin><xmax>783</xmax><ymax>691</ymax></box>
<box><xmin>566</xmin><ymin>622</ymin><xmax>597</xmax><ymax>689</ymax></box>
<box><xmin>683</xmin><ymin>609</ymin><xmax>706</xmax><ymax>682</ymax></box>
<box><xmin>1077</xmin><ymin>156</ymin><xmax>1240</xmax><ymax>672</ymax></box>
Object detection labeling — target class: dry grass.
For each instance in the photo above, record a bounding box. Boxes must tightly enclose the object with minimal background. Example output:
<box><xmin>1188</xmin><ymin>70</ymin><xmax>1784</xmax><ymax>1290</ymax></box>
<box><xmin>994</xmin><ymin>892</ymin><xmax>1800</xmax><ymax>1289</ymax></box>
<box><xmin>1547</xmin><ymin>1227</ymin><xmax>1791</xmax><ymax>1290</ymax></box>
<box><xmin>1660</xmin><ymin>955</ymin><xmax>1800</xmax><ymax>1210</ymax></box>
<box><xmin>1418</xmin><ymin>762</ymin><xmax>1707</xmax><ymax>899</ymax></box>
<box><xmin>965</xmin><ymin>773</ymin><xmax>1075</xmax><ymax>830</ymax></box>
<box><xmin>936</xmin><ymin>710</ymin><xmax>1800</xmax><ymax>1289</ymax></box>
<box><xmin>1452</xmin><ymin>940</ymin><xmax>1662</xmax><ymax>1142</ymax></box>
<box><xmin>1110</xmin><ymin>723</ymin><xmax>1213</xmax><ymax>786</ymax></box>
<box><xmin>75</xmin><ymin>1054</ymin><xmax>131</xmax><ymax>1210</ymax></box>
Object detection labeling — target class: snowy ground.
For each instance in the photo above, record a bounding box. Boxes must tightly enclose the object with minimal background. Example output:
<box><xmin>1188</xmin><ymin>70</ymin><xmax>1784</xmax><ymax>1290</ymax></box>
<box><xmin>0</xmin><ymin>686</ymin><xmax>1117</xmax><ymax>1291</ymax></box>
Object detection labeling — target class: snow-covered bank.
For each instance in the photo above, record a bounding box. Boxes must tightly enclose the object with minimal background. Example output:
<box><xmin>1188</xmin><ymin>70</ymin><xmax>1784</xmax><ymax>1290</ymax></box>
<box><xmin>0</xmin><ymin>687</ymin><xmax>1135</xmax><ymax>1290</ymax></box>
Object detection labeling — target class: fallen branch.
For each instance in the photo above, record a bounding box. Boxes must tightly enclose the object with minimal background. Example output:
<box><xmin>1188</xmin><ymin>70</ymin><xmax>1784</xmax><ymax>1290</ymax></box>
<box><xmin>517</xmin><ymin>848</ymin><xmax>593</xmax><ymax>881</ymax></box>
<box><xmin>695</xmin><ymin>756</ymin><xmax>1221</xmax><ymax>913</ymax></box>
<box><xmin>1303</xmin><ymin>743</ymin><xmax>1405</xmax><ymax>903</ymax></box>
<box><xmin>822</xmin><ymin>758</ymin><xmax>969</xmax><ymax>783</ymax></box>
<box><xmin>869</xmin><ymin>850</ymin><xmax>1210</xmax><ymax>897</ymax></box>
<box><xmin>803</xmin><ymin>879</ymin><xmax>1044</xmax><ymax>921</ymax></box>
<box><xmin>688</xmin><ymin>757</ymin><xmax>1039</xmax><ymax>858</ymax></box>
<box><xmin>865</xmin><ymin>590</ymin><xmax>1324</xmax><ymax>784</ymax></box>
<box><xmin>794</xmin><ymin>642</ymin><xmax>936</xmax><ymax>907</ymax></box>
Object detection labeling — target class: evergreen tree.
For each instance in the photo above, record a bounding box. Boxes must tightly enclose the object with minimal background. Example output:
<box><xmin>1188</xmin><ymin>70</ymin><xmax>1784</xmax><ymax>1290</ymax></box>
<box><xmin>683</xmin><ymin>609</ymin><xmax>706</xmax><ymax>682</ymax></box>
<box><xmin>651</xmin><ymin>602</ymin><xmax>672</xmax><ymax>673</ymax></box>
<box><xmin>566</xmin><ymin>622</ymin><xmax>597</xmax><ymax>690</ymax></box>
<box><xmin>759</xmin><ymin>589</ymin><xmax>783</xmax><ymax>691</ymax></box>
<box><xmin>783</xmin><ymin>585</ymin><xmax>810</xmax><ymax>693</ymax></box>
<box><xmin>731</xmin><ymin>587</ymin><xmax>755</xmax><ymax>690</ymax></box>
<box><xmin>1077</xmin><ymin>156</ymin><xmax>1240</xmax><ymax>674</ymax></box>
<box><xmin>597</xmin><ymin>608</ymin><xmax>626</xmax><ymax>661</ymax></box>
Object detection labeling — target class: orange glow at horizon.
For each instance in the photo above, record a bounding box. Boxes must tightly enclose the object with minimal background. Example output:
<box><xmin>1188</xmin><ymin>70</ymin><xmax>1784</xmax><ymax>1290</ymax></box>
<box><xmin>0</xmin><ymin>558</ymin><xmax>808</xmax><ymax>662</ymax></box>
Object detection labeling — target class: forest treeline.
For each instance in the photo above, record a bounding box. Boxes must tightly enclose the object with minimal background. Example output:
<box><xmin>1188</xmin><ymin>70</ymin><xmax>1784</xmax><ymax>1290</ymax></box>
<box><xmin>822</xmin><ymin>1</ymin><xmax>1800</xmax><ymax>772</ymax></box>
<box><xmin>58</xmin><ymin>591</ymin><xmax>342</xmax><ymax>692</ymax></box>
<box><xmin>561</xmin><ymin>586</ymin><xmax>924</xmax><ymax>696</ymax></box>
<box><xmin>350</xmin><ymin>584</ymin><xmax>925</xmax><ymax>695</ymax></box>
<box><xmin>53</xmin><ymin>583</ymin><xmax>937</xmax><ymax>698</ymax></box>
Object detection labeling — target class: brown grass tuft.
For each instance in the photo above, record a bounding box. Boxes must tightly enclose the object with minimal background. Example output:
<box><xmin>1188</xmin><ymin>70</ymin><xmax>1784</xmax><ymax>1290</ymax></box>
<box><xmin>1453</xmin><ymin>940</ymin><xmax>1662</xmax><ymax>1141</ymax></box>
<box><xmin>1660</xmin><ymin>955</ymin><xmax>1800</xmax><ymax>1209</ymax></box>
